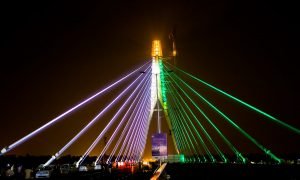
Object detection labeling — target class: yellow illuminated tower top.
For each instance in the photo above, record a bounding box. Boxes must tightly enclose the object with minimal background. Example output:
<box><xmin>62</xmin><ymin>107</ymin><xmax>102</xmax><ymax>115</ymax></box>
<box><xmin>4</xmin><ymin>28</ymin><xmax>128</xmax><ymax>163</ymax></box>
<box><xmin>151</xmin><ymin>40</ymin><xmax>163</xmax><ymax>57</ymax></box>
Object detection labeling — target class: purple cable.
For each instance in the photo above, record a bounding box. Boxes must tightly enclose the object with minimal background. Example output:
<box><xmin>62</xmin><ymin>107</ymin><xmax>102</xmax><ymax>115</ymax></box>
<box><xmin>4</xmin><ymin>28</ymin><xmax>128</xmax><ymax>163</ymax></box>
<box><xmin>128</xmin><ymin>107</ymin><xmax>148</xmax><ymax>161</ymax></box>
<box><xmin>1</xmin><ymin>61</ymin><xmax>150</xmax><ymax>155</ymax></box>
<box><xmin>95</xmin><ymin>75</ymin><xmax>151</xmax><ymax>163</ymax></box>
<box><xmin>78</xmin><ymin>72</ymin><xmax>151</xmax><ymax>165</ymax></box>
<box><xmin>122</xmin><ymin>93</ymin><xmax>149</xmax><ymax>161</ymax></box>
<box><xmin>115</xmin><ymin>84</ymin><xmax>150</xmax><ymax>162</ymax></box>
<box><xmin>43</xmin><ymin>64</ymin><xmax>150</xmax><ymax>166</ymax></box>
<box><xmin>107</xmin><ymin>81</ymin><xmax>149</xmax><ymax>163</ymax></box>
<box><xmin>120</xmin><ymin>92</ymin><xmax>149</xmax><ymax>162</ymax></box>
<box><xmin>127</xmin><ymin>80</ymin><xmax>151</xmax><ymax>161</ymax></box>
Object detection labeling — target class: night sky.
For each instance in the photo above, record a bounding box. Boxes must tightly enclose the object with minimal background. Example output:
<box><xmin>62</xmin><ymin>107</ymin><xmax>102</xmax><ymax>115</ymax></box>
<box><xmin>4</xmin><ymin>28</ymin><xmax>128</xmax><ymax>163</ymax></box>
<box><xmin>0</xmin><ymin>1</ymin><xmax>299</xmax><ymax>157</ymax></box>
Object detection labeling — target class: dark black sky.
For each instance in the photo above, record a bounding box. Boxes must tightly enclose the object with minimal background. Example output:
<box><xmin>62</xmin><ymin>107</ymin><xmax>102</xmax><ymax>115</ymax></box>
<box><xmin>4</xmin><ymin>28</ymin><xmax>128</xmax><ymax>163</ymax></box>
<box><xmin>0</xmin><ymin>1</ymin><xmax>299</xmax><ymax>156</ymax></box>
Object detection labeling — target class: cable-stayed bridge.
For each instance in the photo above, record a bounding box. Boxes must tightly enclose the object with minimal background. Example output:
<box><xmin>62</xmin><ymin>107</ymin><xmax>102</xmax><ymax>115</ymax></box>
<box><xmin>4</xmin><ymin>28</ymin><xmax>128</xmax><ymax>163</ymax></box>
<box><xmin>1</xmin><ymin>40</ymin><xmax>299</xmax><ymax>170</ymax></box>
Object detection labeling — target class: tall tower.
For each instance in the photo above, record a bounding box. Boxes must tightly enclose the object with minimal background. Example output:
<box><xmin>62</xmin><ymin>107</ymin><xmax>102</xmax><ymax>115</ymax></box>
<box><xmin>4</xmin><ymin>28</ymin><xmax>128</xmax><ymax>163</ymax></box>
<box><xmin>151</xmin><ymin>40</ymin><xmax>162</xmax><ymax>133</ymax></box>
<box><xmin>150</xmin><ymin>40</ymin><xmax>179</xmax><ymax>161</ymax></box>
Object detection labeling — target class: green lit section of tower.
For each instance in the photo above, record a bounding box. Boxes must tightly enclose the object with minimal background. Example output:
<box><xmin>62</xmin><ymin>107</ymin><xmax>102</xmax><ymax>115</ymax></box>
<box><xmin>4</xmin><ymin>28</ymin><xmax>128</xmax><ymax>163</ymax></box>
<box><xmin>159</xmin><ymin>60</ymin><xmax>167</xmax><ymax>109</ymax></box>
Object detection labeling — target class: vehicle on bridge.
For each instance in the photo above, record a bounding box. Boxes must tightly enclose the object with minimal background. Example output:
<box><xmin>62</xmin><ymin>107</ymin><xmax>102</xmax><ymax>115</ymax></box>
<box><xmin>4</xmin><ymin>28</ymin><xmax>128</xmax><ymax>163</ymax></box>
<box><xmin>78</xmin><ymin>165</ymin><xmax>88</xmax><ymax>172</ymax></box>
<box><xmin>35</xmin><ymin>165</ymin><xmax>55</xmax><ymax>179</ymax></box>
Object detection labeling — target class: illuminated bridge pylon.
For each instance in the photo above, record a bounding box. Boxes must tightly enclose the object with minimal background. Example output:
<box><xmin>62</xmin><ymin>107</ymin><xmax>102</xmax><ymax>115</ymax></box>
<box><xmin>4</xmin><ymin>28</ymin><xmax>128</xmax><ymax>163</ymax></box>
<box><xmin>149</xmin><ymin>40</ymin><xmax>179</xmax><ymax>156</ymax></box>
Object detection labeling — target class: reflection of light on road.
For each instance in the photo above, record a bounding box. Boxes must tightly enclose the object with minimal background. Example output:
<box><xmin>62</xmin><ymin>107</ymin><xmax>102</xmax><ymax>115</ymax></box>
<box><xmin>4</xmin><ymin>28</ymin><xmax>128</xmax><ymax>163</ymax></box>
<box><xmin>150</xmin><ymin>163</ymin><xmax>167</xmax><ymax>180</ymax></box>
<box><xmin>130</xmin><ymin>166</ymin><xmax>134</xmax><ymax>174</ymax></box>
